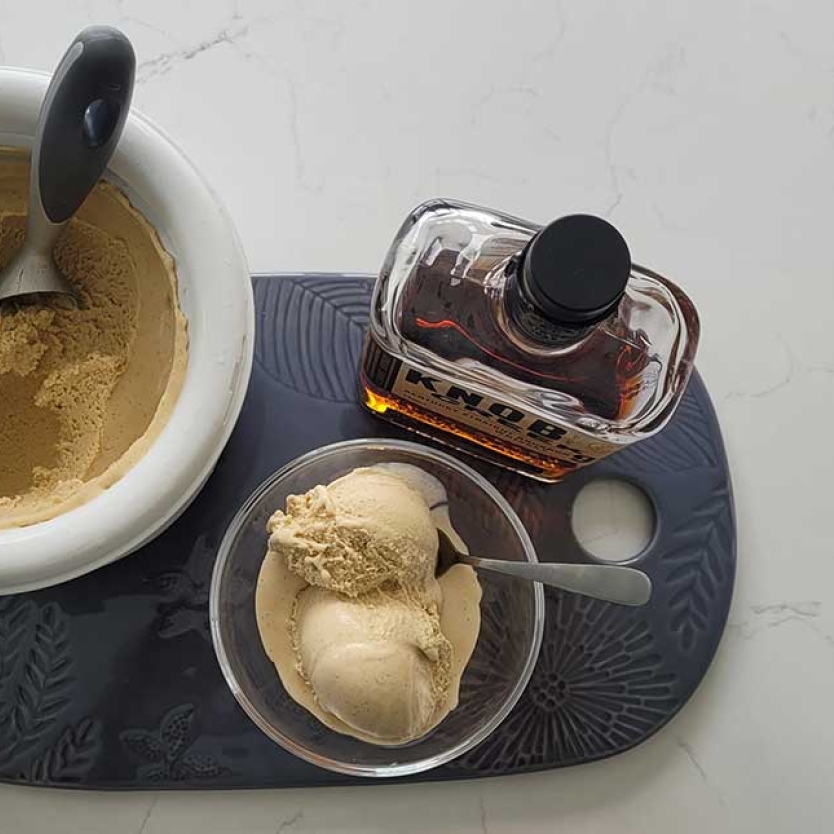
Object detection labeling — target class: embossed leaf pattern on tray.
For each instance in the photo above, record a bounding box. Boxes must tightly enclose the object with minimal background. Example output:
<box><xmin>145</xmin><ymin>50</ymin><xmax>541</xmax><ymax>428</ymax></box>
<box><xmin>663</xmin><ymin>487</ymin><xmax>734</xmax><ymax>653</ymax></box>
<box><xmin>0</xmin><ymin>600</ymin><xmax>37</xmax><ymax>724</ymax></box>
<box><xmin>151</xmin><ymin>532</ymin><xmax>214</xmax><ymax>642</ymax></box>
<box><xmin>120</xmin><ymin>703</ymin><xmax>229</xmax><ymax>782</ymax></box>
<box><xmin>452</xmin><ymin>591</ymin><xmax>678</xmax><ymax>772</ymax></box>
<box><xmin>614</xmin><ymin>378</ymin><xmax>718</xmax><ymax>474</ymax></box>
<box><xmin>17</xmin><ymin>718</ymin><xmax>102</xmax><ymax>784</ymax></box>
<box><xmin>254</xmin><ymin>276</ymin><xmax>372</xmax><ymax>402</ymax></box>
<box><xmin>0</xmin><ymin>603</ymin><xmax>73</xmax><ymax>761</ymax></box>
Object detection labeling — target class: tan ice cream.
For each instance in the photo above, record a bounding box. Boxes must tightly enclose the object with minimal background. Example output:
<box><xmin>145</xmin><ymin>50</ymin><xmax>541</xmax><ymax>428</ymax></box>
<box><xmin>268</xmin><ymin>467</ymin><xmax>438</xmax><ymax>596</ymax></box>
<box><xmin>256</xmin><ymin>464</ymin><xmax>482</xmax><ymax>746</ymax></box>
<box><xmin>292</xmin><ymin>585</ymin><xmax>452</xmax><ymax>743</ymax></box>
<box><xmin>0</xmin><ymin>148</ymin><xmax>187</xmax><ymax>528</ymax></box>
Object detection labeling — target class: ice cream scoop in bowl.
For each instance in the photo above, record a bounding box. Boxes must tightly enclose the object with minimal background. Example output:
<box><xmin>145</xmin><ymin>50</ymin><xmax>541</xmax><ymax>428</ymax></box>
<box><xmin>210</xmin><ymin>438</ymin><xmax>544</xmax><ymax>777</ymax></box>
<box><xmin>0</xmin><ymin>27</ymin><xmax>135</xmax><ymax>307</ymax></box>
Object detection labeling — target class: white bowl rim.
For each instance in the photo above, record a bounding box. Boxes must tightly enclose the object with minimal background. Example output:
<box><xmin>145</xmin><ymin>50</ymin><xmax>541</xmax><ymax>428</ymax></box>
<box><xmin>0</xmin><ymin>68</ymin><xmax>254</xmax><ymax>593</ymax></box>
<box><xmin>210</xmin><ymin>438</ymin><xmax>546</xmax><ymax>778</ymax></box>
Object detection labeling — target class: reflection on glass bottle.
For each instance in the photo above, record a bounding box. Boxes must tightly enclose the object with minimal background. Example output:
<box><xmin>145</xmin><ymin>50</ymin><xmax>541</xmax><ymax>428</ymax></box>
<box><xmin>360</xmin><ymin>200</ymin><xmax>700</xmax><ymax>481</ymax></box>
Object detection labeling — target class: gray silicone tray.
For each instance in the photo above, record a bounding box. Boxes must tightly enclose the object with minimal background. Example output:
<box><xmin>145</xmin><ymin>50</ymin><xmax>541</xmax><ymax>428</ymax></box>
<box><xmin>0</xmin><ymin>273</ymin><xmax>735</xmax><ymax>788</ymax></box>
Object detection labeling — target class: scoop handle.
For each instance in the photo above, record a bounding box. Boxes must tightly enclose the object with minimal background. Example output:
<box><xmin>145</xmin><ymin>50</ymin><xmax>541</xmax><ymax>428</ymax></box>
<box><xmin>31</xmin><ymin>26</ymin><xmax>135</xmax><ymax>235</ymax></box>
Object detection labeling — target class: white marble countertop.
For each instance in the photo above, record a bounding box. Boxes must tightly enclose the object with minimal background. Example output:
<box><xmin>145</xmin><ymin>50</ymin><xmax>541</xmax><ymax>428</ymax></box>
<box><xmin>2</xmin><ymin>0</ymin><xmax>833</xmax><ymax>831</ymax></box>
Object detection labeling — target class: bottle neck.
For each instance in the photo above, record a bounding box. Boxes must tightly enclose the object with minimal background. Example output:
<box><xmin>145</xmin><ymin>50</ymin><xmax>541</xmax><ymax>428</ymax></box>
<box><xmin>504</xmin><ymin>260</ymin><xmax>597</xmax><ymax>347</ymax></box>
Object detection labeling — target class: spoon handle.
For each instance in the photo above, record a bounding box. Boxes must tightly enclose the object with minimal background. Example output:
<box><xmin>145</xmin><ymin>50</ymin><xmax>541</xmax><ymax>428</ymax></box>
<box><xmin>462</xmin><ymin>554</ymin><xmax>653</xmax><ymax>607</ymax></box>
<box><xmin>27</xmin><ymin>26</ymin><xmax>135</xmax><ymax>252</ymax></box>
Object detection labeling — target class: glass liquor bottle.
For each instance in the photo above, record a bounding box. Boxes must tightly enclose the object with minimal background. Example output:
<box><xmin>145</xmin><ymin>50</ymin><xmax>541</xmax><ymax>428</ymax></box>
<box><xmin>360</xmin><ymin>200</ymin><xmax>700</xmax><ymax>481</ymax></box>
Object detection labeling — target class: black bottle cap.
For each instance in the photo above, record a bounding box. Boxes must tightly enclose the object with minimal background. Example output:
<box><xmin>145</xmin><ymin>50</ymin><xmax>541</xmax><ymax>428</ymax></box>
<box><xmin>520</xmin><ymin>214</ymin><xmax>631</xmax><ymax>326</ymax></box>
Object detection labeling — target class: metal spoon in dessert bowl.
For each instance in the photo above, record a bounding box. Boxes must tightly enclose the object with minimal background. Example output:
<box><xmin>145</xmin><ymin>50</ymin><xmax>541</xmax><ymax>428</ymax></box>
<box><xmin>436</xmin><ymin>529</ymin><xmax>652</xmax><ymax>606</ymax></box>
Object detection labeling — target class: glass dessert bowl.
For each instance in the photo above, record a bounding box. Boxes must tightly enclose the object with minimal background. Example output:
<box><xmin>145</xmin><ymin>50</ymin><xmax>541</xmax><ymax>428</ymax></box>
<box><xmin>210</xmin><ymin>439</ymin><xmax>544</xmax><ymax>777</ymax></box>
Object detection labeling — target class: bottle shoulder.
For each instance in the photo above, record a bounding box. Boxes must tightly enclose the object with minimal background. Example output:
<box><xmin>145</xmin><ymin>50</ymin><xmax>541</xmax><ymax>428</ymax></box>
<box><xmin>404</xmin><ymin>198</ymin><xmax>542</xmax><ymax>234</ymax></box>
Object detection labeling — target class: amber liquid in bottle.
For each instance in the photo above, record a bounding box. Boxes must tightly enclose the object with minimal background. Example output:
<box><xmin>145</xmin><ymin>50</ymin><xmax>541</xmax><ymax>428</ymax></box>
<box><xmin>363</xmin><ymin>266</ymin><xmax>651</xmax><ymax>478</ymax></box>
<box><xmin>361</xmin><ymin>203</ymin><xmax>699</xmax><ymax>481</ymax></box>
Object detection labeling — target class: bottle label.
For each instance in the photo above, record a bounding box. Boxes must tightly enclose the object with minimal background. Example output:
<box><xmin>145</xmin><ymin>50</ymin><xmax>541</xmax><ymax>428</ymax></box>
<box><xmin>363</xmin><ymin>333</ymin><xmax>620</xmax><ymax>470</ymax></box>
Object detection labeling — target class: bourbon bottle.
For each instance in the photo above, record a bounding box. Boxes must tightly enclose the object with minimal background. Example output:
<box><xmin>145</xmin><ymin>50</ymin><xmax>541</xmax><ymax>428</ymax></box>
<box><xmin>360</xmin><ymin>200</ymin><xmax>700</xmax><ymax>481</ymax></box>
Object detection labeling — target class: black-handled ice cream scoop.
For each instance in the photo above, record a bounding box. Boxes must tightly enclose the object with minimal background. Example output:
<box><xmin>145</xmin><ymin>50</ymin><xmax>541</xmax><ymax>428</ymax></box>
<box><xmin>0</xmin><ymin>26</ymin><xmax>135</xmax><ymax>306</ymax></box>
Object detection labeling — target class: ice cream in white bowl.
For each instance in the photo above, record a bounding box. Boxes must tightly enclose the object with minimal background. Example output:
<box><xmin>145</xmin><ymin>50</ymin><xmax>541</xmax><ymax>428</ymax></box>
<box><xmin>0</xmin><ymin>69</ymin><xmax>253</xmax><ymax>593</ymax></box>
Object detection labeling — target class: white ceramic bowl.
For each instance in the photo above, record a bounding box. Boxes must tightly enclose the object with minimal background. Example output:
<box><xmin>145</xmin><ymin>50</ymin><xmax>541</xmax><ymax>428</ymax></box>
<box><xmin>0</xmin><ymin>69</ymin><xmax>254</xmax><ymax>594</ymax></box>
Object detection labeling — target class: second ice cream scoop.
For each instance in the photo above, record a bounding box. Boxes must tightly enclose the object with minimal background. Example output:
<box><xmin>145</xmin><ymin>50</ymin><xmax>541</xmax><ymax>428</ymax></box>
<box><xmin>0</xmin><ymin>26</ymin><xmax>134</xmax><ymax>306</ymax></box>
<box><xmin>291</xmin><ymin>585</ymin><xmax>452</xmax><ymax>745</ymax></box>
<box><xmin>436</xmin><ymin>530</ymin><xmax>652</xmax><ymax>606</ymax></box>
